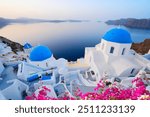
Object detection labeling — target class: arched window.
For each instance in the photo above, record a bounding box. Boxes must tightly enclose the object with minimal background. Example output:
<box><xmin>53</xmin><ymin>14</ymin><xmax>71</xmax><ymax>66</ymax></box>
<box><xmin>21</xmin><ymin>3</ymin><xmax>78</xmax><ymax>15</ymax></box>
<box><xmin>46</xmin><ymin>62</ymin><xmax>48</xmax><ymax>67</ymax></box>
<box><xmin>110</xmin><ymin>47</ymin><xmax>114</xmax><ymax>53</ymax></box>
<box><xmin>130</xmin><ymin>68</ymin><xmax>135</xmax><ymax>74</ymax></box>
<box><xmin>122</xmin><ymin>48</ymin><xmax>126</xmax><ymax>55</ymax></box>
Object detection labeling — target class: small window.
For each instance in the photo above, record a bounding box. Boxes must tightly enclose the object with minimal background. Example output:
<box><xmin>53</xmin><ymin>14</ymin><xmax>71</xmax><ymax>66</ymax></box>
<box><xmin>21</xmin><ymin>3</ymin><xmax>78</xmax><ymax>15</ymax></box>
<box><xmin>122</xmin><ymin>48</ymin><xmax>126</xmax><ymax>55</ymax></box>
<box><xmin>46</xmin><ymin>62</ymin><xmax>48</xmax><ymax>67</ymax></box>
<box><xmin>131</xmin><ymin>68</ymin><xmax>135</xmax><ymax>74</ymax></box>
<box><xmin>110</xmin><ymin>47</ymin><xmax>114</xmax><ymax>53</ymax></box>
<box><xmin>91</xmin><ymin>71</ymin><xmax>95</xmax><ymax>75</ymax></box>
<box><xmin>18</xmin><ymin>87</ymin><xmax>20</xmax><ymax>91</ymax></box>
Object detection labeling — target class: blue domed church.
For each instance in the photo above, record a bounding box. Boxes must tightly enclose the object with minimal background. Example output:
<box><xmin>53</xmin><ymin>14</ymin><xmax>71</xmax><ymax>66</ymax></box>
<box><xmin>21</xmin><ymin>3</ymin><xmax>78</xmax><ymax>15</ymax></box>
<box><xmin>23</xmin><ymin>43</ymin><xmax>32</xmax><ymax>53</ymax></box>
<box><xmin>101</xmin><ymin>28</ymin><xmax>132</xmax><ymax>57</ymax></box>
<box><xmin>29</xmin><ymin>45</ymin><xmax>55</xmax><ymax>69</ymax></box>
<box><xmin>84</xmin><ymin>28</ymin><xmax>148</xmax><ymax>82</ymax></box>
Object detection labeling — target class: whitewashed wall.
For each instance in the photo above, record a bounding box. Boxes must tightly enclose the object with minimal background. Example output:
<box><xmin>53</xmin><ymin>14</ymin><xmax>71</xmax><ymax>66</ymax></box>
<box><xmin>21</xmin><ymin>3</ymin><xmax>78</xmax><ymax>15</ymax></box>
<box><xmin>100</xmin><ymin>39</ymin><xmax>131</xmax><ymax>56</ymax></box>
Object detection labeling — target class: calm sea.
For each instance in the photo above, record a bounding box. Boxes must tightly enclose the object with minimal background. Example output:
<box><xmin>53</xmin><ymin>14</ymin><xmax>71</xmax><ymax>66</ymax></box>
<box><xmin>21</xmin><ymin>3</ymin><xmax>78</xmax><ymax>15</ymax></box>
<box><xmin>0</xmin><ymin>22</ymin><xmax>150</xmax><ymax>61</ymax></box>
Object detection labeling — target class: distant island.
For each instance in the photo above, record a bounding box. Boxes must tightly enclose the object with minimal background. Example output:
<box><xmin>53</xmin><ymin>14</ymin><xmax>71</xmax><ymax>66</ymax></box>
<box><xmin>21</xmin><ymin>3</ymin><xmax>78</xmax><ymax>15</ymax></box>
<box><xmin>0</xmin><ymin>17</ymin><xmax>89</xmax><ymax>28</ymax></box>
<box><xmin>105</xmin><ymin>18</ymin><xmax>150</xmax><ymax>29</ymax></box>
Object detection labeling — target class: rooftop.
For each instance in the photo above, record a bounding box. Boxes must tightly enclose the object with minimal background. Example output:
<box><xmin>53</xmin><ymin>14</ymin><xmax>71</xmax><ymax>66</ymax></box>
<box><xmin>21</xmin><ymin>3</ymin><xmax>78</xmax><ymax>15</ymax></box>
<box><xmin>103</xmin><ymin>28</ymin><xmax>132</xmax><ymax>44</ymax></box>
<box><xmin>29</xmin><ymin>45</ymin><xmax>52</xmax><ymax>61</ymax></box>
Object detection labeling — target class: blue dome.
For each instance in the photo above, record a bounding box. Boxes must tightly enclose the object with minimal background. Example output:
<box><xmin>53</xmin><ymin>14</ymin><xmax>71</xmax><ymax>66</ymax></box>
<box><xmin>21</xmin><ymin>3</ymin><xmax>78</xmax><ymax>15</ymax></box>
<box><xmin>24</xmin><ymin>43</ymin><xmax>32</xmax><ymax>49</ymax></box>
<box><xmin>29</xmin><ymin>45</ymin><xmax>52</xmax><ymax>61</ymax></box>
<box><xmin>103</xmin><ymin>28</ymin><xmax>132</xmax><ymax>43</ymax></box>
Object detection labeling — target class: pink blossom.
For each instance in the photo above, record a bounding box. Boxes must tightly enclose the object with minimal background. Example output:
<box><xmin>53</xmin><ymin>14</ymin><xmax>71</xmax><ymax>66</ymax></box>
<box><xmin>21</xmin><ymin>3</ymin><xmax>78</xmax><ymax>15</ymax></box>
<box><xmin>26</xmin><ymin>77</ymin><xmax>150</xmax><ymax>100</ymax></box>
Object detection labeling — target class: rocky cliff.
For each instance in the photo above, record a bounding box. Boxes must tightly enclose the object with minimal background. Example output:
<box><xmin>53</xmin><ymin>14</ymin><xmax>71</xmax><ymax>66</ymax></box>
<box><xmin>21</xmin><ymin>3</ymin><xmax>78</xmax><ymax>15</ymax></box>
<box><xmin>106</xmin><ymin>18</ymin><xmax>150</xmax><ymax>29</ymax></box>
<box><xmin>0</xmin><ymin>36</ymin><xmax>23</xmax><ymax>53</ymax></box>
<box><xmin>131</xmin><ymin>39</ymin><xmax>150</xmax><ymax>54</ymax></box>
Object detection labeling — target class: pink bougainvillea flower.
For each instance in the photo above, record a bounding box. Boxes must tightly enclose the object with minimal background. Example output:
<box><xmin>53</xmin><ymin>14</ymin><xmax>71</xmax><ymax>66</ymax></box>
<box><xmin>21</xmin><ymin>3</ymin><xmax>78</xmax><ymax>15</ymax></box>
<box><xmin>26</xmin><ymin>77</ymin><xmax>150</xmax><ymax>100</ymax></box>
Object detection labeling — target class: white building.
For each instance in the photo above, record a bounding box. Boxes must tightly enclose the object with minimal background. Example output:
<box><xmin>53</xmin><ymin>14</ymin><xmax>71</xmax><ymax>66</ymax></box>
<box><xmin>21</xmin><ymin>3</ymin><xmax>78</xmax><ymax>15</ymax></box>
<box><xmin>1</xmin><ymin>79</ymin><xmax>29</xmax><ymax>100</ymax></box>
<box><xmin>0</xmin><ymin>42</ymin><xmax>12</xmax><ymax>55</ymax></box>
<box><xmin>23</xmin><ymin>42</ymin><xmax>32</xmax><ymax>54</ymax></box>
<box><xmin>84</xmin><ymin>28</ymin><xmax>150</xmax><ymax>83</ymax></box>
<box><xmin>29</xmin><ymin>45</ymin><xmax>55</xmax><ymax>69</ymax></box>
<box><xmin>17</xmin><ymin>62</ymin><xmax>43</xmax><ymax>81</ymax></box>
<box><xmin>17</xmin><ymin>44</ymin><xmax>70</xmax><ymax>82</ymax></box>
<box><xmin>143</xmin><ymin>49</ymin><xmax>150</xmax><ymax>60</ymax></box>
<box><xmin>0</xmin><ymin>63</ymin><xmax>29</xmax><ymax>100</ymax></box>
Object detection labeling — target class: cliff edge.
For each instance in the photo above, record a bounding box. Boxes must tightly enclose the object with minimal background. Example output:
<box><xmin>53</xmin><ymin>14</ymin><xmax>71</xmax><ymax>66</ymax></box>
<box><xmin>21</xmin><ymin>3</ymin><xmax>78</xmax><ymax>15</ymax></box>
<box><xmin>131</xmin><ymin>39</ymin><xmax>150</xmax><ymax>55</ymax></box>
<box><xmin>0</xmin><ymin>36</ymin><xmax>23</xmax><ymax>53</ymax></box>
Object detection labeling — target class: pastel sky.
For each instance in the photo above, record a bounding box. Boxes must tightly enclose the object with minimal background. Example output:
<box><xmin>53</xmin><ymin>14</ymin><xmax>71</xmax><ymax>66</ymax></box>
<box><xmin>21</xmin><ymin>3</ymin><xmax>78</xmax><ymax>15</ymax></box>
<box><xmin>0</xmin><ymin>0</ymin><xmax>150</xmax><ymax>20</ymax></box>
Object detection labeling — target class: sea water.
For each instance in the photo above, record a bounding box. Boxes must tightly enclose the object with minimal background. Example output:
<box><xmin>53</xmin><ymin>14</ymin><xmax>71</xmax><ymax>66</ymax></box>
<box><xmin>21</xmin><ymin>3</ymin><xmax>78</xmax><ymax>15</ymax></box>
<box><xmin>0</xmin><ymin>22</ymin><xmax>150</xmax><ymax>61</ymax></box>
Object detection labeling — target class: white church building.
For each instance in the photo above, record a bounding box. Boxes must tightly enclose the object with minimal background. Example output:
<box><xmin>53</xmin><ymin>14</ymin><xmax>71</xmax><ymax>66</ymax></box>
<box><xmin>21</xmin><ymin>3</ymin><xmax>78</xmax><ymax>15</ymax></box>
<box><xmin>84</xmin><ymin>28</ymin><xmax>150</xmax><ymax>82</ymax></box>
<box><xmin>28</xmin><ymin>45</ymin><xmax>55</xmax><ymax>69</ymax></box>
<box><xmin>23</xmin><ymin>42</ymin><xmax>32</xmax><ymax>54</ymax></box>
